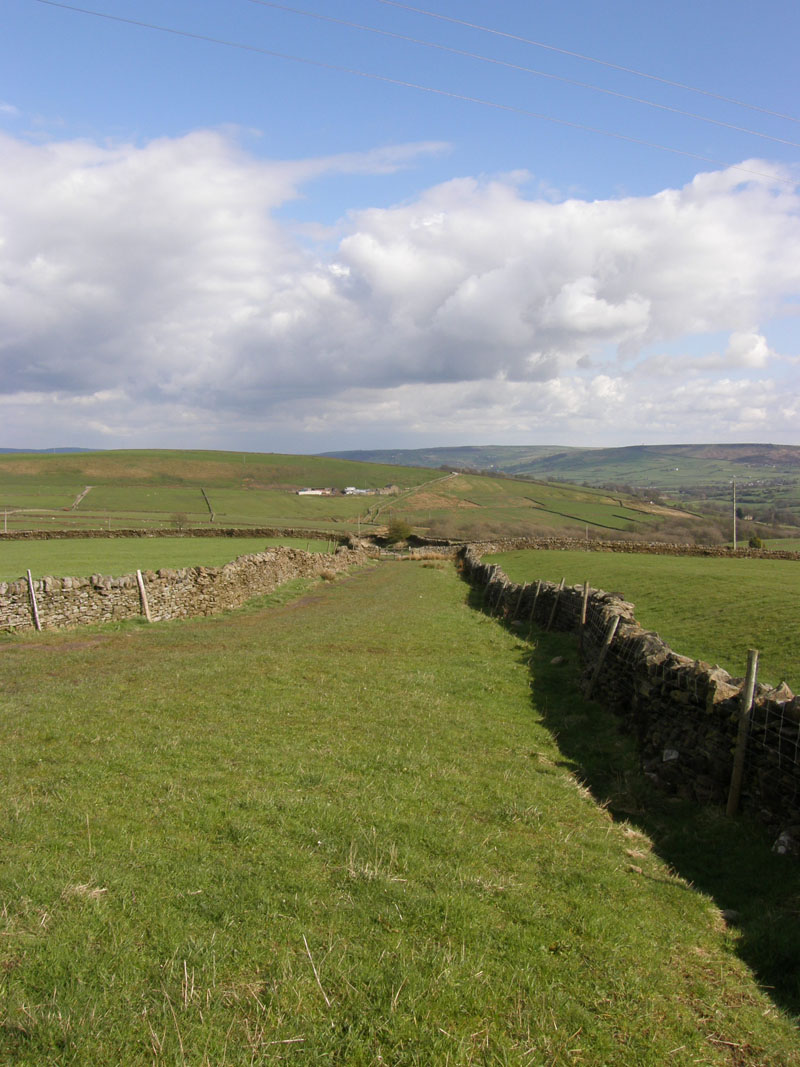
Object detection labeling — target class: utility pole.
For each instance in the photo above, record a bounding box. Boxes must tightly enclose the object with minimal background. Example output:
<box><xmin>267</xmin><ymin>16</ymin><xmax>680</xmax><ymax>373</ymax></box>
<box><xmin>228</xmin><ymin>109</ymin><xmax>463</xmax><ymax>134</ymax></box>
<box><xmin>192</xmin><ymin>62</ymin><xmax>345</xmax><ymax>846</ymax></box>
<box><xmin>732</xmin><ymin>479</ymin><xmax>737</xmax><ymax>550</ymax></box>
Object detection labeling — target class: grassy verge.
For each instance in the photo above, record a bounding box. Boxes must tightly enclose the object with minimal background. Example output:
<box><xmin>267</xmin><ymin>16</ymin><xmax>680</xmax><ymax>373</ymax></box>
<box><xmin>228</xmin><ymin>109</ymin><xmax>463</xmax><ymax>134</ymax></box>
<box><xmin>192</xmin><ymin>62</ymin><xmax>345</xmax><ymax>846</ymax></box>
<box><xmin>0</xmin><ymin>537</ymin><xmax>336</xmax><ymax>583</ymax></box>
<box><xmin>488</xmin><ymin>548</ymin><xmax>800</xmax><ymax>689</ymax></box>
<box><xmin>497</xmin><ymin>614</ymin><xmax>800</xmax><ymax>1024</ymax></box>
<box><xmin>1</xmin><ymin>562</ymin><xmax>798</xmax><ymax>1063</ymax></box>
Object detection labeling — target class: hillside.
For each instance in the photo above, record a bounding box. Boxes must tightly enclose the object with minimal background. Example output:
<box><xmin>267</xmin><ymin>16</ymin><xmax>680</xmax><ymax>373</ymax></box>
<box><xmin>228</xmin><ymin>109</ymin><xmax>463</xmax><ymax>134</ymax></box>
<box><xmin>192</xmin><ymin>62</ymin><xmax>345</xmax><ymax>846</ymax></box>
<box><xmin>325</xmin><ymin>443</ymin><xmax>800</xmax><ymax>530</ymax></box>
<box><xmin>511</xmin><ymin>443</ymin><xmax>800</xmax><ymax>489</ymax></box>
<box><xmin>320</xmin><ymin>444</ymin><xmax>575</xmax><ymax>472</ymax></box>
<box><xmin>0</xmin><ymin>449</ymin><xmax>439</xmax><ymax>534</ymax></box>
<box><xmin>0</xmin><ymin>449</ymin><xmax>705</xmax><ymax>541</ymax></box>
<box><xmin>324</xmin><ymin>443</ymin><xmax>800</xmax><ymax>485</ymax></box>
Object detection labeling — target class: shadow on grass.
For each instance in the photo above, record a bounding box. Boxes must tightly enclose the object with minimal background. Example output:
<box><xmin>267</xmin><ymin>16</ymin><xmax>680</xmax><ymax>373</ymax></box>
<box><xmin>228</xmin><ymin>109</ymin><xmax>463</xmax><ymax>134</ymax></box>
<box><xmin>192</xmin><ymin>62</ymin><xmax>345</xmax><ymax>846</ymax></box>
<box><xmin>466</xmin><ymin>583</ymin><xmax>800</xmax><ymax>1020</ymax></box>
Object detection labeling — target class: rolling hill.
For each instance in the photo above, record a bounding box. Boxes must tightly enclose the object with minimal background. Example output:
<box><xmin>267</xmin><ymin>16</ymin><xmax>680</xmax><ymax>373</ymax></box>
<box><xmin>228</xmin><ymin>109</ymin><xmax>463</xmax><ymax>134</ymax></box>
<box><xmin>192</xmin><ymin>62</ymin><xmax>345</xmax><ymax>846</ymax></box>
<box><xmin>325</xmin><ymin>443</ymin><xmax>800</xmax><ymax>530</ymax></box>
<box><xmin>0</xmin><ymin>448</ymin><xmax>703</xmax><ymax>541</ymax></box>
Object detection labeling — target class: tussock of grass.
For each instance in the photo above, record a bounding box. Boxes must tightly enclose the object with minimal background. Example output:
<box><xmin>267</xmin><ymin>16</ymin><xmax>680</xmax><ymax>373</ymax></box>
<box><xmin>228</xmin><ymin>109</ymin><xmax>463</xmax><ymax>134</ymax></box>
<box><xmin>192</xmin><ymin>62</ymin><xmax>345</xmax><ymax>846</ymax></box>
<box><xmin>1</xmin><ymin>562</ymin><xmax>798</xmax><ymax>1064</ymax></box>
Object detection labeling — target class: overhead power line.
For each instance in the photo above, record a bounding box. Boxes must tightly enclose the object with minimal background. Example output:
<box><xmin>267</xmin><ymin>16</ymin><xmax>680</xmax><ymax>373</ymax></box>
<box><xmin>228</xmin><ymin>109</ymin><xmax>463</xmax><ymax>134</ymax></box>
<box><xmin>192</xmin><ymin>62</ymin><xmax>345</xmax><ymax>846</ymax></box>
<box><xmin>31</xmin><ymin>0</ymin><xmax>799</xmax><ymax>188</ymax></box>
<box><xmin>372</xmin><ymin>0</ymin><xmax>800</xmax><ymax>125</ymax></box>
<box><xmin>245</xmin><ymin>0</ymin><xmax>800</xmax><ymax>151</ymax></box>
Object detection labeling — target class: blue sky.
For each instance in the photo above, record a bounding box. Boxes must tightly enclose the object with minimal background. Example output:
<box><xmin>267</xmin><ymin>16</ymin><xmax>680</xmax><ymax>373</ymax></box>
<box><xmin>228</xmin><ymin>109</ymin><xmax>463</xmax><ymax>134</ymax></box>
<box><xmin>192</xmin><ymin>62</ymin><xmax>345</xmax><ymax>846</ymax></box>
<box><xmin>1</xmin><ymin>0</ymin><xmax>799</xmax><ymax>450</ymax></box>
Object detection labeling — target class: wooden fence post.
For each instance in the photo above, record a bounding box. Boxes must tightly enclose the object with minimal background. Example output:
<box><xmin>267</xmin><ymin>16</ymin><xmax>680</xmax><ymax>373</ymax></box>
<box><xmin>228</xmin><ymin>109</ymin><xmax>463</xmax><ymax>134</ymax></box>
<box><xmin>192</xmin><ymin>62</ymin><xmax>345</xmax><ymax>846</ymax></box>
<box><xmin>486</xmin><ymin>577</ymin><xmax>497</xmax><ymax>612</ymax></box>
<box><xmin>26</xmin><ymin>569</ymin><xmax>41</xmax><ymax>632</ymax></box>
<box><xmin>201</xmin><ymin>487</ymin><xmax>215</xmax><ymax>523</ymax></box>
<box><xmin>528</xmin><ymin>580</ymin><xmax>541</xmax><ymax>624</ymax></box>
<box><xmin>482</xmin><ymin>574</ymin><xmax>495</xmax><ymax>613</ymax></box>
<box><xmin>579</xmin><ymin>579</ymin><xmax>590</xmax><ymax>651</ymax></box>
<box><xmin>136</xmin><ymin>569</ymin><xmax>153</xmax><ymax>623</ymax></box>
<box><xmin>493</xmin><ymin>579</ymin><xmax>508</xmax><ymax>616</ymax></box>
<box><xmin>513</xmin><ymin>584</ymin><xmax>526</xmax><ymax>618</ymax></box>
<box><xmin>545</xmin><ymin>578</ymin><xmax>566</xmax><ymax>632</ymax></box>
<box><xmin>726</xmin><ymin>649</ymin><xmax>759</xmax><ymax>817</ymax></box>
<box><xmin>586</xmin><ymin>615</ymin><xmax>620</xmax><ymax>698</ymax></box>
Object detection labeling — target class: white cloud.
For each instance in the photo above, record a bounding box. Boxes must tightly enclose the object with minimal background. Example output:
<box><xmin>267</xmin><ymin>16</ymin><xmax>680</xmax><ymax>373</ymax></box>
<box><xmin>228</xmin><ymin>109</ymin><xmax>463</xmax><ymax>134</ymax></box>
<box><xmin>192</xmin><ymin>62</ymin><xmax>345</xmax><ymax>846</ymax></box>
<box><xmin>725</xmin><ymin>329</ymin><xmax>773</xmax><ymax>368</ymax></box>
<box><xmin>0</xmin><ymin>129</ymin><xmax>798</xmax><ymax>446</ymax></box>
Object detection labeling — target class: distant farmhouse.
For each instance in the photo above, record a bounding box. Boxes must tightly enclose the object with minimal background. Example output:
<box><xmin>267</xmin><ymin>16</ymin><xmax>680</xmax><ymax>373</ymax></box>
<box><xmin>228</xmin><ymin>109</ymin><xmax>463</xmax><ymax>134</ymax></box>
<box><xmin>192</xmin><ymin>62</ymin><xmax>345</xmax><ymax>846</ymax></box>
<box><xmin>296</xmin><ymin>485</ymin><xmax>400</xmax><ymax>497</ymax></box>
<box><xmin>343</xmin><ymin>485</ymin><xmax>400</xmax><ymax>496</ymax></box>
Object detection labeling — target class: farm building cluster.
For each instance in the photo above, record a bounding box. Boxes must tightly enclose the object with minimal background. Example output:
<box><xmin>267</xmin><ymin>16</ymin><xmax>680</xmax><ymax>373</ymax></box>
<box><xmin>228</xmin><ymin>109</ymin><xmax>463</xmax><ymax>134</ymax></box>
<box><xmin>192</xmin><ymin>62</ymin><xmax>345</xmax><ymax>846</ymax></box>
<box><xmin>296</xmin><ymin>485</ymin><xmax>399</xmax><ymax>497</ymax></box>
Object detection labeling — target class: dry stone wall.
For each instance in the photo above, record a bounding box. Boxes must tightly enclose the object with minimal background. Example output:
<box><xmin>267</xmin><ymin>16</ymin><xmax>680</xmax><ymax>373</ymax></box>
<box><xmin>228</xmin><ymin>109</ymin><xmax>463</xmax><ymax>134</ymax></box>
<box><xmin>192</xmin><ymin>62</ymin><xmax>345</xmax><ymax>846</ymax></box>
<box><xmin>0</xmin><ymin>526</ymin><xmax>344</xmax><ymax>543</ymax></box>
<box><xmin>459</xmin><ymin>545</ymin><xmax>800</xmax><ymax>826</ymax></box>
<box><xmin>0</xmin><ymin>545</ymin><xmax>366</xmax><ymax>633</ymax></box>
<box><xmin>461</xmin><ymin>535</ymin><xmax>800</xmax><ymax>561</ymax></box>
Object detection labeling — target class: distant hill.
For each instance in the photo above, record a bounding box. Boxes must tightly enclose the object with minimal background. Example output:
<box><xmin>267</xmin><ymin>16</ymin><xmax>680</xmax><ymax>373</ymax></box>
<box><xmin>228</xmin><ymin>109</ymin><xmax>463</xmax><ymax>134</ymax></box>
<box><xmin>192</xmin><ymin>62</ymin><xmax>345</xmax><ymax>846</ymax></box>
<box><xmin>0</xmin><ymin>446</ymin><xmax>707</xmax><ymax>542</ymax></box>
<box><xmin>0</xmin><ymin>447</ymin><xmax>94</xmax><ymax>454</ymax></box>
<box><xmin>3</xmin><ymin>444</ymin><xmax>797</xmax><ymax>540</ymax></box>
<box><xmin>507</xmin><ymin>443</ymin><xmax>800</xmax><ymax>486</ymax></box>
<box><xmin>323</xmin><ymin>443</ymin><xmax>800</xmax><ymax>529</ymax></box>
<box><xmin>320</xmin><ymin>445</ymin><xmax>577</xmax><ymax>473</ymax></box>
<box><xmin>324</xmin><ymin>443</ymin><xmax>800</xmax><ymax>488</ymax></box>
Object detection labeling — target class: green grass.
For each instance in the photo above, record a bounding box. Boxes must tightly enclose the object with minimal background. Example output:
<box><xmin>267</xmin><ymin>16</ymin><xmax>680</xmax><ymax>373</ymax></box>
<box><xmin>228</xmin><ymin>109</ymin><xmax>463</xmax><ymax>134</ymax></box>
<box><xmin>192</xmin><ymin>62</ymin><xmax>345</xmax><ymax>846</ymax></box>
<box><xmin>348</xmin><ymin>443</ymin><xmax>800</xmax><ymax>534</ymax></box>
<box><xmin>391</xmin><ymin>473</ymin><xmax>670</xmax><ymax>540</ymax></box>
<box><xmin>329</xmin><ymin>443</ymin><xmax>800</xmax><ymax>507</ymax></box>
<box><xmin>0</xmin><ymin>449</ymin><xmax>437</xmax><ymax>492</ymax></box>
<box><xmin>0</xmin><ymin>450</ymin><xmax>438</xmax><ymax>534</ymax></box>
<box><xmin>511</xmin><ymin>621</ymin><xmax>800</xmax><ymax>1024</ymax></box>
<box><xmin>488</xmin><ymin>548</ymin><xmax>800</xmax><ymax>689</ymax></box>
<box><xmin>1</xmin><ymin>562</ymin><xmax>798</xmax><ymax>1063</ymax></box>
<box><xmin>0</xmin><ymin>483</ymin><xmax>82</xmax><ymax>511</ymax></box>
<box><xmin>201</xmin><ymin>488</ymin><xmax>376</xmax><ymax>528</ymax></box>
<box><xmin>0</xmin><ymin>537</ymin><xmax>336</xmax><ymax>583</ymax></box>
<box><xmin>0</xmin><ymin>450</ymin><xmax>703</xmax><ymax>539</ymax></box>
<box><xmin>77</xmin><ymin>485</ymin><xmax>209</xmax><ymax>516</ymax></box>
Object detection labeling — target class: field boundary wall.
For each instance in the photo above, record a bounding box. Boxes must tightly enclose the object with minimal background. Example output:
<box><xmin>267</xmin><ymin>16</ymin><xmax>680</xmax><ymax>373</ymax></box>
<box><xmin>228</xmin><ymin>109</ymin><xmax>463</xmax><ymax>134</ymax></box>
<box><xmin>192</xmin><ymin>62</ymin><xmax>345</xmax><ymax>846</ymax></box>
<box><xmin>454</xmin><ymin>535</ymin><xmax>800</xmax><ymax>561</ymax></box>
<box><xmin>0</xmin><ymin>545</ymin><xmax>367</xmax><ymax>632</ymax></box>
<box><xmin>458</xmin><ymin>545</ymin><xmax>800</xmax><ymax>827</ymax></box>
<box><xmin>0</xmin><ymin>526</ymin><xmax>346</xmax><ymax>543</ymax></box>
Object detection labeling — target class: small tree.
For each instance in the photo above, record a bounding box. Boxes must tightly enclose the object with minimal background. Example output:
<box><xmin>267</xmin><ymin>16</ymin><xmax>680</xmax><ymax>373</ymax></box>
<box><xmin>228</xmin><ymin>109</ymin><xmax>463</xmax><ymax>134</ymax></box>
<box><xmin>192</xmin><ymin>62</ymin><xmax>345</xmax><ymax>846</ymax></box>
<box><xmin>171</xmin><ymin>512</ymin><xmax>189</xmax><ymax>532</ymax></box>
<box><xmin>748</xmin><ymin>535</ymin><xmax>763</xmax><ymax>549</ymax></box>
<box><xmin>385</xmin><ymin>516</ymin><xmax>413</xmax><ymax>544</ymax></box>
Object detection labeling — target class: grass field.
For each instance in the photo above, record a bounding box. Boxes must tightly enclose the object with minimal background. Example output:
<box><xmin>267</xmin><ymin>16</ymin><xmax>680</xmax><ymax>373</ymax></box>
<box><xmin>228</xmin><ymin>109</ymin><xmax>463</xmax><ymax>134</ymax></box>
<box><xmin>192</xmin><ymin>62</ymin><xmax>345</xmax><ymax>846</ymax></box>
<box><xmin>0</xmin><ymin>537</ymin><xmax>336</xmax><ymax>583</ymax></box>
<box><xmin>0</xmin><ymin>450</ymin><xmax>702</xmax><ymax>540</ymax></box>
<box><xmin>331</xmin><ymin>443</ymin><xmax>800</xmax><ymax>533</ymax></box>
<box><xmin>0</xmin><ymin>450</ymin><xmax>440</xmax><ymax>535</ymax></box>
<box><xmin>1</xmin><ymin>561</ymin><xmax>798</xmax><ymax>1063</ymax></box>
<box><xmin>384</xmin><ymin>473</ymin><xmax>679</xmax><ymax>541</ymax></box>
<box><xmin>487</xmin><ymin>548</ymin><xmax>800</xmax><ymax>689</ymax></box>
<box><xmin>0</xmin><ymin>450</ymin><xmax>437</xmax><ymax>491</ymax></box>
<box><xmin>328</xmin><ymin>442</ymin><xmax>800</xmax><ymax>493</ymax></box>
<box><xmin>765</xmin><ymin>538</ymin><xmax>800</xmax><ymax>551</ymax></box>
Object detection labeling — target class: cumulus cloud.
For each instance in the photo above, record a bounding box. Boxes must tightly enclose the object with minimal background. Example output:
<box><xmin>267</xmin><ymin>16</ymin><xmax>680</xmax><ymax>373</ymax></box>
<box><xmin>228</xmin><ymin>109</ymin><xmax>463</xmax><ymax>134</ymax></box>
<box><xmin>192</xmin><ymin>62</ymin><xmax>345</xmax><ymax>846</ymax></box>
<box><xmin>725</xmin><ymin>329</ymin><xmax>773</xmax><ymax>368</ymax></box>
<box><xmin>0</xmin><ymin>128</ymin><xmax>798</xmax><ymax>446</ymax></box>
